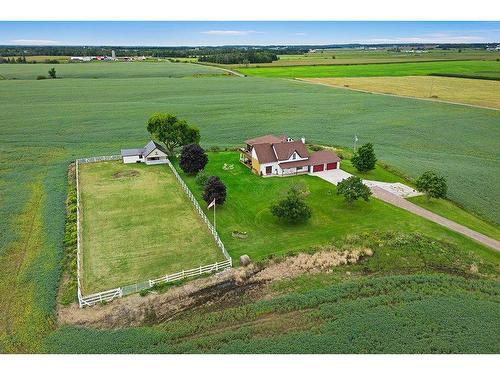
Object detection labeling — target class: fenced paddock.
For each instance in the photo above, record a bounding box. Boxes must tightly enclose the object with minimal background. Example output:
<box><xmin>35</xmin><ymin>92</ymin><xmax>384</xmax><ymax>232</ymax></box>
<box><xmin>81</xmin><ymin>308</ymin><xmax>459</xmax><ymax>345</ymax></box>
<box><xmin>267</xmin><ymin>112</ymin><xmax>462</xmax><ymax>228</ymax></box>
<box><xmin>75</xmin><ymin>156</ymin><xmax>231</xmax><ymax>308</ymax></box>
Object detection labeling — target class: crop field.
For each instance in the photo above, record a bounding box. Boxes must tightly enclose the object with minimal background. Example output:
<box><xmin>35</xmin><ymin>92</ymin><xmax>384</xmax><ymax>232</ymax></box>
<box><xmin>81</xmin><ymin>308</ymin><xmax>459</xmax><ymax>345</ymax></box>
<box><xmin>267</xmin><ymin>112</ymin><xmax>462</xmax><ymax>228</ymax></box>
<box><xmin>0</xmin><ymin>61</ymin><xmax>227</xmax><ymax>80</ymax></box>
<box><xmin>176</xmin><ymin>152</ymin><xmax>496</xmax><ymax>261</ymax></box>
<box><xmin>79</xmin><ymin>161</ymin><xmax>224</xmax><ymax>294</ymax></box>
<box><xmin>302</xmin><ymin>76</ymin><xmax>500</xmax><ymax>109</ymax></box>
<box><xmin>220</xmin><ymin>48</ymin><xmax>500</xmax><ymax>68</ymax></box>
<box><xmin>0</xmin><ymin>62</ymin><xmax>499</xmax><ymax>353</ymax></box>
<box><xmin>238</xmin><ymin>60</ymin><xmax>500</xmax><ymax>78</ymax></box>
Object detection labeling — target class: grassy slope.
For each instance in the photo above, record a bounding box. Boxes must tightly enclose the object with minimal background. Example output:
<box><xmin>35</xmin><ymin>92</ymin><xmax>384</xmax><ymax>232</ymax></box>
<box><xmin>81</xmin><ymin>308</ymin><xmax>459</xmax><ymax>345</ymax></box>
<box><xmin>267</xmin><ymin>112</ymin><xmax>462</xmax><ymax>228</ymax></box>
<box><xmin>79</xmin><ymin>161</ymin><xmax>223</xmax><ymax>293</ymax></box>
<box><xmin>238</xmin><ymin>60</ymin><xmax>500</xmax><ymax>78</ymax></box>
<box><xmin>303</xmin><ymin>76</ymin><xmax>500</xmax><ymax>109</ymax></box>
<box><xmin>0</xmin><ymin>61</ymin><xmax>226</xmax><ymax>80</ymax></box>
<box><xmin>408</xmin><ymin>195</ymin><xmax>500</xmax><ymax>241</ymax></box>
<box><xmin>0</xmin><ymin>66</ymin><xmax>498</xmax><ymax>352</ymax></box>
<box><xmin>177</xmin><ymin>152</ymin><xmax>497</xmax><ymax>263</ymax></box>
<box><xmin>341</xmin><ymin>159</ymin><xmax>500</xmax><ymax>241</ymax></box>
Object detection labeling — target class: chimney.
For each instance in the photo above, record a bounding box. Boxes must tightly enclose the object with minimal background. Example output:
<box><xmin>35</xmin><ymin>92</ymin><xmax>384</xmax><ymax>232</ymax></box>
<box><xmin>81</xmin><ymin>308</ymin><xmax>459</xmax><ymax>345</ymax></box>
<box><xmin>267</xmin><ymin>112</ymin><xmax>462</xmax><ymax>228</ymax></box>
<box><xmin>301</xmin><ymin>137</ymin><xmax>306</xmax><ymax>144</ymax></box>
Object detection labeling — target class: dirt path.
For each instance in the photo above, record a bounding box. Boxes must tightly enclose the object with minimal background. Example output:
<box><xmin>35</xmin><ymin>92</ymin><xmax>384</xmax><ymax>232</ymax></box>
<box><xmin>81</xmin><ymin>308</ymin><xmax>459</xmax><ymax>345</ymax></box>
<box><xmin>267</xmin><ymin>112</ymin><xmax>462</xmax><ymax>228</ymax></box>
<box><xmin>371</xmin><ymin>187</ymin><xmax>500</xmax><ymax>251</ymax></box>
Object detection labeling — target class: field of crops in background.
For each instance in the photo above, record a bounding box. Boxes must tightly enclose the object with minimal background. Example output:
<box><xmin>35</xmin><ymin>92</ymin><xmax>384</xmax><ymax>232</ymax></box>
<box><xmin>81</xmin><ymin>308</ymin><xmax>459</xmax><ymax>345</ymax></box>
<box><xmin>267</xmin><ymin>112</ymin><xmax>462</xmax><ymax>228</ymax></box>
<box><xmin>0</xmin><ymin>61</ymin><xmax>226</xmax><ymax>80</ymax></box>
<box><xmin>238</xmin><ymin>60</ymin><xmax>500</xmax><ymax>78</ymax></box>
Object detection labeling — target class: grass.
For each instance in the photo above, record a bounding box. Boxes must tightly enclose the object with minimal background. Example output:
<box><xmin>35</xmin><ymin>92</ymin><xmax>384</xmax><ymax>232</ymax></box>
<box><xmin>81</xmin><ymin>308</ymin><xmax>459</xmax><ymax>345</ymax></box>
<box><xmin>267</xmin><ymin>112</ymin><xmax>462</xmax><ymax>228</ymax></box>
<box><xmin>408</xmin><ymin>195</ymin><xmax>500</xmax><ymax>241</ymax></box>
<box><xmin>176</xmin><ymin>152</ymin><xmax>497</xmax><ymax>262</ymax></box>
<box><xmin>44</xmin><ymin>272</ymin><xmax>500</xmax><ymax>353</ymax></box>
<box><xmin>79</xmin><ymin>161</ymin><xmax>224</xmax><ymax>294</ymax></box>
<box><xmin>0</xmin><ymin>61</ymin><xmax>227</xmax><ymax>80</ymax></box>
<box><xmin>238</xmin><ymin>60</ymin><xmax>500</xmax><ymax>78</ymax></box>
<box><xmin>302</xmin><ymin>76</ymin><xmax>500</xmax><ymax>109</ymax></box>
<box><xmin>0</xmin><ymin>63</ymin><xmax>498</xmax><ymax>352</ymax></box>
<box><xmin>340</xmin><ymin>159</ymin><xmax>411</xmax><ymax>184</ymax></box>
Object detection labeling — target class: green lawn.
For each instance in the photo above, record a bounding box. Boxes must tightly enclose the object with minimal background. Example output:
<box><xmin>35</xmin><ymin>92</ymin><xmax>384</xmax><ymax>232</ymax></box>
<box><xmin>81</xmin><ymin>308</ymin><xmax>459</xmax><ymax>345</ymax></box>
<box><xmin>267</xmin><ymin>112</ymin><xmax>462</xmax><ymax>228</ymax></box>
<box><xmin>408</xmin><ymin>195</ymin><xmax>500</xmax><ymax>241</ymax></box>
<box><xmin>340</xmin><ymin>159</ymin><xmax>411</xmax><ymax>184</ymax></box>
<box><xmin>79</xmin><ymin>161</ymin><xmax>224</xmax><ymax>294</ymax></box>
<box><xmin>176</xmin><ymin>152</ymin><xmax>497</xmax><ymax>263</ymax></box>
<box><xmin>238</xmin><ymin>60</ymin><xmax>500</xmax><ymax>78</ymax></box>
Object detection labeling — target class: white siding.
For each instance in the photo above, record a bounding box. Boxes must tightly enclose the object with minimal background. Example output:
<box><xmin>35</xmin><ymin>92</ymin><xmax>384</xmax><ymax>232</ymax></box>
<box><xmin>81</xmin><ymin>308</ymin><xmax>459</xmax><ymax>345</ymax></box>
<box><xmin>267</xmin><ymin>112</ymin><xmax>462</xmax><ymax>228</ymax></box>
<box><xmin>123</xmin><ymin>155</ymin><xmax>142</xmax><ymax>164</ymax></box>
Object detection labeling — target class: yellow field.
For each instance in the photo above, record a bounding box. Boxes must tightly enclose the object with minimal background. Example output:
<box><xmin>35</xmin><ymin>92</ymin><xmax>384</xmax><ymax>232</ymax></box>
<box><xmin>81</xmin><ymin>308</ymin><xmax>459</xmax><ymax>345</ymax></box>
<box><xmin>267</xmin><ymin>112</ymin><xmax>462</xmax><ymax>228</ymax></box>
<box><xmin>301</xmin><ymin>76</ymin><xmax>500</xmax><ymax>109</ymax></box>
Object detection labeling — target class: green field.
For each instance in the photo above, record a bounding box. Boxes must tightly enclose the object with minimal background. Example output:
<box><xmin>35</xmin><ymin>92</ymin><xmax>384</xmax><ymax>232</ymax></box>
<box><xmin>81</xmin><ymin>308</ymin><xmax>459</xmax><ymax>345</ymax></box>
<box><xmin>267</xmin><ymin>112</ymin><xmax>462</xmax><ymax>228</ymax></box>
<box><xmin>176</xmin><ymin>152</ymin><xmax>496</xmax><ymax>262</ymax></box>
<box><xmin>79</xmin><ymin>161</ymin><xmax>224</xmax><ymax>294</ymax></box>
<box><xmin>238</xmin><ymin>60</ymin><xmax>500</xmax><ymax>78</ymax></box>
<box><xmin>0</xmin><ymin>62</ymin><xmax>499</xmax><ymax>353</ymax></box>
<box><xmin>0</xmin><ymin>61</ymin><xmax>226</xmax><ymax>80</ymax></box>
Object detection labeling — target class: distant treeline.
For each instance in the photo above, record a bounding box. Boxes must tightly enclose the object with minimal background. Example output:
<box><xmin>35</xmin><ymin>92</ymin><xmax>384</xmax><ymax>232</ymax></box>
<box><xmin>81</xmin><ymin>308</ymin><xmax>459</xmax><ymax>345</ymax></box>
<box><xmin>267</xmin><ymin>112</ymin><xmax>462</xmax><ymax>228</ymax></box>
<box><xmin>0</xmin><ymin>46</ymin><xmax>307</xmax><ymax>58</ymax></box>
<box><xmin>198</xmin><ymin>50</ymin><xmax>279</xmax><ymax>64</ymax></box>
<box><xmin>0</xmin><ymin>56</ymin><xmax>60</xmax><ymax>64</ymax></box>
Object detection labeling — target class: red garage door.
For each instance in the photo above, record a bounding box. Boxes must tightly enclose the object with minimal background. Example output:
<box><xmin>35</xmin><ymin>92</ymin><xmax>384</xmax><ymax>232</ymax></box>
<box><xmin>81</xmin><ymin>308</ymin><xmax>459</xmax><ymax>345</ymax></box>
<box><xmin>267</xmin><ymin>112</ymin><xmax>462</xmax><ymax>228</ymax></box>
<box><xmin>326</xmin><ymin>162</ymin><xmax>337</xmax><ymax>170</ymax></box>
<box><xmin>313</xmin><ymin>164</ymin><xmax>324</xmax><ymax>172</ymax></box>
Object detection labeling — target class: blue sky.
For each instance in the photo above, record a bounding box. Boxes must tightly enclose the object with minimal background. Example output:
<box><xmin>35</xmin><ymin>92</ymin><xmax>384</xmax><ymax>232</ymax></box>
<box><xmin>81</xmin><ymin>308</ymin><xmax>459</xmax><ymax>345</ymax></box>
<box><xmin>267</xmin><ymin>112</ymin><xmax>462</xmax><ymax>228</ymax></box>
<box><xmin>0</xmin><ymin>21</ymin><xmax>499</xmax><ymax>46</ymax></box>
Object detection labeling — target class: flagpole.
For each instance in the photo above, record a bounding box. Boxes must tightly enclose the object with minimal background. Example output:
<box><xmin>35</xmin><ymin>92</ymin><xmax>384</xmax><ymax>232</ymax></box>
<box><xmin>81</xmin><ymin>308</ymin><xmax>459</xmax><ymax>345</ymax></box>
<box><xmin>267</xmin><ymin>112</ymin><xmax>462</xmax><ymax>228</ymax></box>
<box><xmin>213</xmin><ymin>201</ymin><xmax>216</xmax><ymax>232</ymax></box>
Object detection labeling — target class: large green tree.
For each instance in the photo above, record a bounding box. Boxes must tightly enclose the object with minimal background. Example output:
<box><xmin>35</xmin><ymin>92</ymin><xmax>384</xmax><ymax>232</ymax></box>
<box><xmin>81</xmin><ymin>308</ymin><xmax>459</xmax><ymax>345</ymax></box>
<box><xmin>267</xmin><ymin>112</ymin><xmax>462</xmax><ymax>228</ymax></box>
<box><xmin>352</xmin><ymin>143</ymin><xmax>377</xmax><ymax>172</ymax></box>
<box><xmin>270</xmin><ymin>186</ymin><xmax>312</xmax><ymax>224</ymax></box>
<box><xmin>337</xmin><ymin>176</ymin><xmax>372</xmax><ymax>204</ymax></box>
<box><xmin>146</xmin><ymin>113</ymin><xmax>200</xmax><ymax>156</ymax></box>
<box><xmin>416</xmin><ymin>171</ymin><xmax>447</xmax><ymax>201</ymax></box>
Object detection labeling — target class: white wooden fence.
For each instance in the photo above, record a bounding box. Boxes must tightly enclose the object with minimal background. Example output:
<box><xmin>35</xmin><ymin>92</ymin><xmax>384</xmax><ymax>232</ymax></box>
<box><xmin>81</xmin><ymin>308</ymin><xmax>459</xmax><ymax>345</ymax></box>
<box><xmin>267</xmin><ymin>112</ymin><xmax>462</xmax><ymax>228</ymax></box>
<box><xmin>149</xmin><ymin>259</ymin><xmax>232</xmax><ymax>287</ymax></box>
<box><xmin>75</xmin><ymin>155</ymin><xmax>232</xmax><ymax>308</ymax></box>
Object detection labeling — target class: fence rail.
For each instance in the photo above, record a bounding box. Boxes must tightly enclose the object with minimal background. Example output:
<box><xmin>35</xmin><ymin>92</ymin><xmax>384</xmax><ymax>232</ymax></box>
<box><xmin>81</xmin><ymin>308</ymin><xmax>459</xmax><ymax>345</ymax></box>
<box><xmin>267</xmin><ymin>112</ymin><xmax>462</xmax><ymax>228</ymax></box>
<box><xmin>149</xmin><ymin>259</ymin><xmax>232</xmax><ymax>287</ymax></box>
<box><xmin>75</xmin><ymin>155</ymin><xmax>232</xmax><ymax>308</ymax></box>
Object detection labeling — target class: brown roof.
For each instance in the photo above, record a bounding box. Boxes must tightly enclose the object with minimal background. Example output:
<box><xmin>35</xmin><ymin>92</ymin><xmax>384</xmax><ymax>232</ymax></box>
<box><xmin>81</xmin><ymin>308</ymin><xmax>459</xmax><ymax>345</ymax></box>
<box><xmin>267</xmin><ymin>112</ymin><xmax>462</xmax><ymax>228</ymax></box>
<box><xmin>245</xmin><ymin>134</ymin><xmax>286</xmax><ymax>146</ymax></box>
<box><xmin>253</xmin><ymin>143</ymin><xmax>277</xmax><ymax>164</ymax></box>
<box><xmin>279</xmin><ymin>159</ymin><xmax>310</xmax><ymax>169</ymax></box>
<box><xmin>273</xmin><ymin>141</ymin><xmax>309</xmax><ymax>161</ymax></box>
<box><xmin>308</xmin><ymin>150</ymin><xmax>340</xmax><ymax>165</ymax></box>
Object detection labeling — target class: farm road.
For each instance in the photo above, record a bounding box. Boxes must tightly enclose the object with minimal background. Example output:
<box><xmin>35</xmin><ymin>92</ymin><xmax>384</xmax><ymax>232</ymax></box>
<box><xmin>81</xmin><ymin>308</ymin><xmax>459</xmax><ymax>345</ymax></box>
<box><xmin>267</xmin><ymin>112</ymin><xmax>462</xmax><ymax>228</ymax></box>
<box><xmin>371</xmin><ymin>187</ymin><xmax>500</xmax><ymax>251</ymax></box>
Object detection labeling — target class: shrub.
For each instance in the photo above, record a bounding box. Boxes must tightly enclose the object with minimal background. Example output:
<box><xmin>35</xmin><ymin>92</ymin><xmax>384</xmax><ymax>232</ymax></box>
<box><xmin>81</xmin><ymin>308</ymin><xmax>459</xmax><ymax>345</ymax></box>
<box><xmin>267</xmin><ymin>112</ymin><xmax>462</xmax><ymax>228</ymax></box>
<box><xmin>270</xmin><ymin>186</ymin><xmax>312</xmax><ymax>224</ymax></box>
<box><xmin>195</xmin><ymin>170</ymin><xmax>209</xmax><ymax>187</ymax></box>
<box><xmin>416</xmin><ymin>171</ymin><xmax>447</xmax><ymax>201</ymax></box>
<box><xmin>203</xmin><ymin>176</ymin><xmax>227</xmax><ymax>205</ymax></box>
<box><xmin>336</xmin><ymin>176</ymin><xmax>372</xmax><ymax>204</ymax></box>
<box><xmin>309</xmin><ymin>145</ymin><xmax>324</xmax><ymax>152</ymax></box>
<box><xmin>36</xmin><ymin>75</ymin><xmax>47</xmax><ymax>80</ymax></box>
<box><xmin>179</xmin><ymin>143</ymin><xmax>208</xmax><ymax>174</ymax></box>
<box><xmin>351</xmin><ymin>143</ymin><xmax>377</xmax><ymax>172</ymax></box>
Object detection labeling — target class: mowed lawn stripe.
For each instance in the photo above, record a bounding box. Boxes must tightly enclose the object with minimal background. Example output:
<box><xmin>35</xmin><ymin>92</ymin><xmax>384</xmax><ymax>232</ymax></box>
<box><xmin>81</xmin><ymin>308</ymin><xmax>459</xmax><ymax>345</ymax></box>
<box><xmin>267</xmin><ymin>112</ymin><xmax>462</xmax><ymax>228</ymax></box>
<box><xmin>79</xmin><ymin>161</ymin><xmax>224</xmax><ymax>294</ymax></box>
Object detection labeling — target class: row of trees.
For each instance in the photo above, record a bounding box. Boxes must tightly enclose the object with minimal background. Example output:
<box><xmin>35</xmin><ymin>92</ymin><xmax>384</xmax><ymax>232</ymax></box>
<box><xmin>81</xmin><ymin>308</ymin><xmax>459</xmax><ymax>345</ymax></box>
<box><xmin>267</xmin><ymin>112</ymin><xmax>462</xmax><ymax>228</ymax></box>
<box><xmin>198</xmin><ymin>51</ymin><xmax>278</xmax><ymax>65</ymax></box>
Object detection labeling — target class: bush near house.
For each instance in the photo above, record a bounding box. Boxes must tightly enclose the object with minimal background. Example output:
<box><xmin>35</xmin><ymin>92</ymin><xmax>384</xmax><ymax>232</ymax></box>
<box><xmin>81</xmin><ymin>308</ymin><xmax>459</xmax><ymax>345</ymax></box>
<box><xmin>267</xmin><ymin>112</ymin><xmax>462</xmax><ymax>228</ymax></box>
<box><xmin>179</xmin><ymin>143</ymin><xmax>208</xmax><ymax>174</ymax></box>
<box><xmin>203</xmin><ymin>176</ymin><xmax>227</xmax><ymax>205</ymax></box>
<box><xmin>416</xmin><ymin>171</ymin><xmax>447</xmax><ymax>201</ymax></box>
<box><xmin>271</xmin><ymin>185</ymin><xmax>312</xmax><ymax>224</ymax></box>
<box><xmin>351</xmin><ymin>143</ymin><xmax>377</xmax><ymax>172</ymax></box>
<box><xmin>337</xmin><ymin>176</ymin><xmax>372</xmax><ymax>204</ymax></box>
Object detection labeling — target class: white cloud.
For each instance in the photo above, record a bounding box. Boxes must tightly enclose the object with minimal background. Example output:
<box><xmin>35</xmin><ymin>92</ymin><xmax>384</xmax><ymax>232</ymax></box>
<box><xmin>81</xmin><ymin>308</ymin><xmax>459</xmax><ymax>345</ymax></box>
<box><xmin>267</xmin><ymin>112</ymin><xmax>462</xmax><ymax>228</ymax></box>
<box><xmin>10</xmin><ymin>39</ymin><xmax>60</xmax><ymax>45</ymax></box>
<box><xmin>361</xmin><ymin>33</ymin><xmax>486</xmax><ymax>44</ymax></box>
<box><xmin>200</xmin><ymin>30</ymin><xmax>260</xmax><ymax>36</ymax></box>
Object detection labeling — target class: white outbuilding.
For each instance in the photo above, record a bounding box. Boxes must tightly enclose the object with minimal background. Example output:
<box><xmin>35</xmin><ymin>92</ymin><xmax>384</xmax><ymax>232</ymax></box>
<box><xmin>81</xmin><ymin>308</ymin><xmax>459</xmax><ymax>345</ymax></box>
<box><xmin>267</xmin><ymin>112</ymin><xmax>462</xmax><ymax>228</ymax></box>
<box><xmin>121</xmin><ymin>140</ymin><xmax>168</xmax><ymax>165</ymax></box>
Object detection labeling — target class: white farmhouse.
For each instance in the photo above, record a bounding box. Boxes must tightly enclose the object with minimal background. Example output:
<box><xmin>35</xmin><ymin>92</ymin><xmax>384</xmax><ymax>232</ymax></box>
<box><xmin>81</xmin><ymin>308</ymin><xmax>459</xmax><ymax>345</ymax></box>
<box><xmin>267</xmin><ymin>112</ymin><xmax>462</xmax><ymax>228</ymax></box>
<box><xmin>121</xmin><ymin>140</ymin><xmax>168</xmax><ymax>165</ymax></box>
<box><xmin>239</xmin><ymin>134</ymin><xmax>340</xmax><ymax>176</ymax></box>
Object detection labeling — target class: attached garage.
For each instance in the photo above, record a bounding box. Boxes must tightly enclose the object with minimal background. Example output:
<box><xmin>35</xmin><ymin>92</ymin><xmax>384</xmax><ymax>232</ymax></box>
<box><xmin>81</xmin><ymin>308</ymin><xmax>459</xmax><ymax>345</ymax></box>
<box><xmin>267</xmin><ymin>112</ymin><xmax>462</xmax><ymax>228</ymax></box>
<box><xmin>309</xmin><ymin>150</ymin><xmax>341</xmax><ymax>174</ymax></box>
<box><xmin>312</xmin><ymin>164</ymin><xmax>324</xmax><ymax>172</ymax></box>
